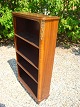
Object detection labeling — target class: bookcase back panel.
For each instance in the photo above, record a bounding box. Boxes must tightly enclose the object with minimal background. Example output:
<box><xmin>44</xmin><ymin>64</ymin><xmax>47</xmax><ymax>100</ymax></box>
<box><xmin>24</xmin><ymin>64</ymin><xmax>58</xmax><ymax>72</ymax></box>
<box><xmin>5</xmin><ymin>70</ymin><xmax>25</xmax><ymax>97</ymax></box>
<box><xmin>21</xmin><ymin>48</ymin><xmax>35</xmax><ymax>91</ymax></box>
<box><xmin>16</xmin><ymin>17</ymin><xmax>40</xmax><ymax>35</ymax></box>
<box><xmin>16</xmin><ymin>37</ymin><xmax>39</xmax><ymax>68</ymax></box>
<box><xmin>18</xmin><ymin>65</ymin><xmax>38</xmax><ymax>97</ymax></box>
<box><xmin>15</xmin><ymin>17</ymin><xmax>40</xmax><ymax>46</ymax></box>
<box><xmin>17</xmin><ymin>53</ymin><xmax>38</xmax><ymax>82</ymax></box>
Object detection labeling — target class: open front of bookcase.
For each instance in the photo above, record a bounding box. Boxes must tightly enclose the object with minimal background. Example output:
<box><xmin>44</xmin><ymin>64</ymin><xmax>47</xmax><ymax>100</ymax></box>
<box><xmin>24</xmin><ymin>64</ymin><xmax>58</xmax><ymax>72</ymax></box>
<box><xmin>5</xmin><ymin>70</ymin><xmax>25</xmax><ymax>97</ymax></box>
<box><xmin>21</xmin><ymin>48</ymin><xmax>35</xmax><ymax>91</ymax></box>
<box><xmin>14</xmin><ymin>16</ymin><xmax>40</xmax><ymax>99</ymax></box>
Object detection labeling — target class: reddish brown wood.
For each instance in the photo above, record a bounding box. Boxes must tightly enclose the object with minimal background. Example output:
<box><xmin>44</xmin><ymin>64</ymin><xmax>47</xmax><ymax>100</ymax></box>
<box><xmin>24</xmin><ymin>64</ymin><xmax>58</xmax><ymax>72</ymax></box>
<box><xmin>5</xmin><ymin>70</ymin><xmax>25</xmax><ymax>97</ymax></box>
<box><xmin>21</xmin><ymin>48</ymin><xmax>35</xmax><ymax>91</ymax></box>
<box><xmin>12</xmin><ymin>12</ymin><xmax>59</xmax><ymax>21</ymax></box>
<box><xmin>12</xmin><ymin>12</ymin><xmax>59</xmax><ymax>103</ymax></box>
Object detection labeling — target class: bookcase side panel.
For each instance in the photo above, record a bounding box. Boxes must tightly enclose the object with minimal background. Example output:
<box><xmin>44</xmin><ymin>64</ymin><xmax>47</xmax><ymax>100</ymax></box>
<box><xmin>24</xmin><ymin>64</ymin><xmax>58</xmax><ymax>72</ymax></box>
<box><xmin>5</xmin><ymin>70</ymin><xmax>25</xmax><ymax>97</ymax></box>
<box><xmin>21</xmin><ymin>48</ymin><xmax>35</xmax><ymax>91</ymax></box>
<box><xmin>41</xmin><ymin>19</ymin><xmax>59</xmax><ymax>99</ymax></box>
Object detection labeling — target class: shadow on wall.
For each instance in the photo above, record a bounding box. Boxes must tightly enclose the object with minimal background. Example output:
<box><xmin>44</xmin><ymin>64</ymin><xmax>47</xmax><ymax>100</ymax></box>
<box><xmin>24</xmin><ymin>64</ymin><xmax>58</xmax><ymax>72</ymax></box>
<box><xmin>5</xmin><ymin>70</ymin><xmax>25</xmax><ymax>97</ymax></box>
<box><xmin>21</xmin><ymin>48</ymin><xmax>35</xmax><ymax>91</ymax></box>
<box><xmin>7</xmin><ymin>59</ymin><xmax>18</xmax><ymax>78</ymax></box>
<box><xmin>0</xmin><ymin>103</ymin><xmax>6</xmax><ymax>107</ymax></box>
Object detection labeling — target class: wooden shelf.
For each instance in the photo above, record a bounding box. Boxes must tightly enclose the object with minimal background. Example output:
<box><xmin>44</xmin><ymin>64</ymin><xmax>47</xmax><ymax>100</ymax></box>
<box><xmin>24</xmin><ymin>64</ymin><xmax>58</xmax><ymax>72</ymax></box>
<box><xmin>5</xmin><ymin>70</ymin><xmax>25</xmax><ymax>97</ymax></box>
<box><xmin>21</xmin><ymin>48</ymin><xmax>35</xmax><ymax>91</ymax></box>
<box><xmin>16</xmin><ymin>51</ymin><xmax>38</xmax><ymax>70</ymax></box>
<box><xmin>15</xmin><ymin>33</ymin><xmax>39</xmax><ymax>48</ymax></box>
<box><xmin>17</xmin><ymin>62</ymin><xmax>38</xmax><ymax>84</ymax></box>
<box><xmin>16</xmin><ymin>37</ymin><xmax>39</xmax><ymax>68</ymax></box>
<box><xmin>18</xmin><ymin>65</ymin><xmax>37</xmax><ymax>97</ymax></box>
<box><xmin>13</xmin><ymin>12</ymin><xmax>59</xmax><ymax>103</ymax></box>
<box><xmin>17</xmin><ymin>53</ymin><xmax>38</xmax><ymax>83</ymax></box>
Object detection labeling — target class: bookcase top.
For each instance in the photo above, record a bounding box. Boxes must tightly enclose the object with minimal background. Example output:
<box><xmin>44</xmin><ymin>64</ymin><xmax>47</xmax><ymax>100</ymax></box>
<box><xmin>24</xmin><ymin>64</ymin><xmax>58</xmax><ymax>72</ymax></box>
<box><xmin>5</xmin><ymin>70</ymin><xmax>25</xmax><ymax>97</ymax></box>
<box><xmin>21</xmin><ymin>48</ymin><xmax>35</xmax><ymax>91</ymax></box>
<box><xmin>12</xmin><ymin>12</ymin><xmax>60</xmax><ymax>21</ymax></box>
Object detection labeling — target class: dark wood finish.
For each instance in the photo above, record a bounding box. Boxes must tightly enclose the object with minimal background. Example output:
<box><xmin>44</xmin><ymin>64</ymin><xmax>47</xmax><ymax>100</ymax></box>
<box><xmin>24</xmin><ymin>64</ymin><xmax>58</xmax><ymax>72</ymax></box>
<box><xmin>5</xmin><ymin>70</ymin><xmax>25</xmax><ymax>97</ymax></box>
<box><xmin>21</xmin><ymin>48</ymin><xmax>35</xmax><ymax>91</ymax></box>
<box><xmin>17</xmin><ymin>53</ymin><xmax>38</xmax><ymax>83</ymax></box>
<box><xmin>15</xmin><ymin>34</ymin><xmax>39</xmax><ymax>49</ymax></box>
<box><xmin>12</xmin><ymin>12</ymin><xmax>59</xmax><ymax>103</ymax></box>
<box><xmin>15</xmin><ymin>36</ymin><xmax>39</xmax><ymax>67</ymax></box>
<box><xmin>18</xmin><ymin>65</ymin><xmax>38</xmax><ymax>96</ymax></box>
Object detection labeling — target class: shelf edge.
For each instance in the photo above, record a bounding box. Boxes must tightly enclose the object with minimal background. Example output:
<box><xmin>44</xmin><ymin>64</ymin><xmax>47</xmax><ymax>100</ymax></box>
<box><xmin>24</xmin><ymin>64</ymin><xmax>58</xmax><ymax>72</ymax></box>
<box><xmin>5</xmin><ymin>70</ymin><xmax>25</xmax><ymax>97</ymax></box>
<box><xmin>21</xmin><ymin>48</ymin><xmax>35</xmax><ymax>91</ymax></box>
<box><xmin>16</xmin><ymin>50</ymin><xmax>39</xmax><ymax>70</ymax></box>
<box><xmin>15</xmin><ymin>33</ymin><xmax>39</xmax><ymax>49</ymax></box>
<box><xmin>17</xmin><ymin>62</ymin><xmax>38</xmax><ymax>84</ymax></box>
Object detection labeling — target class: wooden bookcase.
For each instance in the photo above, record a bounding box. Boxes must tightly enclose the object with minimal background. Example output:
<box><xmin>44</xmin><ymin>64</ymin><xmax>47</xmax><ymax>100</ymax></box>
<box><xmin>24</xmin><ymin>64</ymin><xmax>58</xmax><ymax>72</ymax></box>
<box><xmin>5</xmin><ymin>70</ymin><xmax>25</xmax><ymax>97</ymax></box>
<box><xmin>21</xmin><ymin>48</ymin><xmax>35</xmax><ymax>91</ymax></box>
<box><xmin>12</xmin><ymin>12</ymin><xmax>59</xmax><ymax>103</ymax></box>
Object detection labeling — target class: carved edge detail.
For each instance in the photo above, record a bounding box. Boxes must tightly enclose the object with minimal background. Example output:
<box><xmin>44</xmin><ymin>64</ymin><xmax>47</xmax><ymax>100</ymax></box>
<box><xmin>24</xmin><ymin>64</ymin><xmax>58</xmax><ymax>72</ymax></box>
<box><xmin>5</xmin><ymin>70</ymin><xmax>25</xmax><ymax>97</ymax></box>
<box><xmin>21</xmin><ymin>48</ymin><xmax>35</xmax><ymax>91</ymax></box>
<box><xmin>40</xmin><ymin>20</ymin><xmax>45</xmax><ymax>40</ymax></box>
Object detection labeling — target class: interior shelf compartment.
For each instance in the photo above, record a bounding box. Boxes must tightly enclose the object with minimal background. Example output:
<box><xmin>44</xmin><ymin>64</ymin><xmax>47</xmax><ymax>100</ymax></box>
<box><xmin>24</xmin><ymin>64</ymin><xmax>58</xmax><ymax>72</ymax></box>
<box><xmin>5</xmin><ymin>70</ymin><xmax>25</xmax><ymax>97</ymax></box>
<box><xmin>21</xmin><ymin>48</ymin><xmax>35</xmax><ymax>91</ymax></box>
<box><xmin>17</xmin><ymin>53</ymin><xmax>38</xmax><ymax>83</ymax></box>
<box><xmin>15</xmin><ymin>34</ymin><xmax>39</xmax><ymax>49</ymax></box>
<box><xmin>16</xmin><ymin>37</ymin><xmax>39</xmax><ymax>68</ymax></box>
<box><xmin>18</xmin><ymin>65</ymin><xmax>38</xmax><ymax>97</ymax></box>
<box><xmin>15</xmin><ymin>17</ymin><xmax>40</xmax><ymax>47</ymax></box>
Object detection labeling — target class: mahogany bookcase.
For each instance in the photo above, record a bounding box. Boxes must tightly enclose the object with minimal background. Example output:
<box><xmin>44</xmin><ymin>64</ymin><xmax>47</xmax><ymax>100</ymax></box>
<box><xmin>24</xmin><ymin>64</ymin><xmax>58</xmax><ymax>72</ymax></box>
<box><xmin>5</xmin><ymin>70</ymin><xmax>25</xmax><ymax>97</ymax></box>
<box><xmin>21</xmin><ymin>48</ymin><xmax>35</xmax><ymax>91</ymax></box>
<box><xmin>12</xmin><ymin>12</ymin><xmax>59</xmax><ymax>103</ymax></box>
